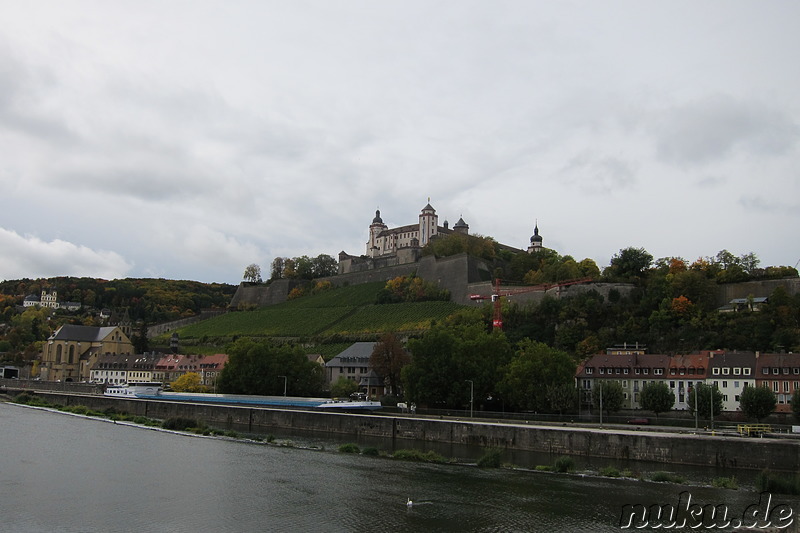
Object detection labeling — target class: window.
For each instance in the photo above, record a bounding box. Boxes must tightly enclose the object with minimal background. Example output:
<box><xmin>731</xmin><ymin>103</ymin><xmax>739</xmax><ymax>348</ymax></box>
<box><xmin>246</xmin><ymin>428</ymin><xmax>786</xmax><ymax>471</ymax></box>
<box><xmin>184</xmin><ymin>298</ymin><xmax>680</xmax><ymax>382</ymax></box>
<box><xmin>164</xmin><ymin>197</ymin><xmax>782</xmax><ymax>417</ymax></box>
<box><xmin>773</xmin><ymin>368</ymin><xmax>780</xmax><ymax>375</ymax></box>
<box><xmin>722</xmin><ymin>368</ymin><xmax>730</xmax><ymax>375</ymax></box>
<box><xmin>586</xmin><ymin>368</ymin><xmax>593</xmax><ymax>375</ymax></box>
<box><xmin>644</xmin><ymin>369</ymin><xmax>649</xmax><ymax>375</ymax></box>
<box><xmin>734</xmin><ymin>381</ymin><xmax>739</xmax><ymax>388</ymax></box>
<box><xmin>763</xmin><ymin>368</ymin><xmax>770</xmax><ymax>375</ymax></box>
<box><xmin>623</xmin><ymin>393</ymin><xmax>629</xmax><ymax>400</ymax></box>
<box><xmin>622</xmin><ymin>380</ymin><xmax>628</xmax><ymax>388</ymax></box>
<box><xmin>615</xmin><ymin>368</ymin><xmax>621</xmax><ymax>374</ymax></box>
<box><xmin>623</xmin><ymin>368</ymin><xmax>629</xmax><ymax>375</ymax></box>
<box><xmin>654</xmin><ymin>369</ymin><xmax>663</xmax><ymax>376</ymax></box>
<box><xmin>744</xmin><ymin>368</ymin><xmax>751</xmax><ymax>376</ymax></box>
<box><xmin>773</xmin><ymin>381</ymin><xmax>779</xmax><ymax>392</ymax></box>
<box><xmin>635</xmin><ymin>368</ymin><xmax>641</xmax><ymax>375</ymax></box>
<box><xmin>599</xmin><ymin>368</ymin><xmax>605</xmax><ymax>375</ymax></box>
<box><xmin>713</xmin><ymin>368</ymin><xmax>720</xmax><ymax>375</ymax></box>
<box><xmin>670</xmin><ymin>381</ymin><xmax>675</xmax><ymax>388</ymax></box>
<box><xmin>783</xmin><ymin>368</ymin><xmax>790</xmax><ymax>375</ymax></box>
<box><xmin>794</xmin><ymin>368</ymin><xmax>800</xmax><ymax>375</ymax></box>
<box><xmin>734</xmin><ymin>368</ymin><xmax>741</xmax><ymax>375</ymax></box>
<box><xmin>784</xmin><ymin>382</ymin><xmax>790</xmax><ymax>393</ymax></box>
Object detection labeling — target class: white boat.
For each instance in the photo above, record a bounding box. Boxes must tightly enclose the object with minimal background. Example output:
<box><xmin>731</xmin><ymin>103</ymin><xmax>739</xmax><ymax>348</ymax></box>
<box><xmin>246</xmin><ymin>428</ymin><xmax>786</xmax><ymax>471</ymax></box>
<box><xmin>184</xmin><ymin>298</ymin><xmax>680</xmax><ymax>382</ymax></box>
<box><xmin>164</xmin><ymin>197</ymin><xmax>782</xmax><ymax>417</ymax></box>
<box><xmin>104</xmin><ymin>382</ymin><xmax>163</xmax><ymax>398</ymax></box>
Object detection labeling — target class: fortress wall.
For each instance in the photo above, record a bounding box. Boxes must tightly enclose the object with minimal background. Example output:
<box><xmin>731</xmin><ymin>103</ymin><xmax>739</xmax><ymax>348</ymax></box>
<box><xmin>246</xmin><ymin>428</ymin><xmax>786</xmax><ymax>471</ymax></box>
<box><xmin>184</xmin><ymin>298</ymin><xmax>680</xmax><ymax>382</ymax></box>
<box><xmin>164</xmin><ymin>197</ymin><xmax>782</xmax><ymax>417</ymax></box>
<box><xmin>715</xmin><ymin>278</ymin><xmax>800</xmax><ymax>305</ymax></box>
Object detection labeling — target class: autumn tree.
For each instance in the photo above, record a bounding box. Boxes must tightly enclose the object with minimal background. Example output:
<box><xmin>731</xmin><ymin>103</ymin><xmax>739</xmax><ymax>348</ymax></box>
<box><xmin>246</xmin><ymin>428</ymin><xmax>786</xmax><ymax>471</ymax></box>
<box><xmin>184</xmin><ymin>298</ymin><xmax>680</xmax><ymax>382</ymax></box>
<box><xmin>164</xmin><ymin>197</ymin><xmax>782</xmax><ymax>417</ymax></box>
<box><xmin>243</xmin><ymin>263</ymin><xmax>262</xmax><ymax>283</ymax></box>
<box><xmin>170</xmin><ymin>372</ymin><xmax>208</xmax><ymax>393</ymax></box>
<box><xmin>370</xmin><ymin>333</ymin><xmax>411</xmax><ymax>396</ymax></box>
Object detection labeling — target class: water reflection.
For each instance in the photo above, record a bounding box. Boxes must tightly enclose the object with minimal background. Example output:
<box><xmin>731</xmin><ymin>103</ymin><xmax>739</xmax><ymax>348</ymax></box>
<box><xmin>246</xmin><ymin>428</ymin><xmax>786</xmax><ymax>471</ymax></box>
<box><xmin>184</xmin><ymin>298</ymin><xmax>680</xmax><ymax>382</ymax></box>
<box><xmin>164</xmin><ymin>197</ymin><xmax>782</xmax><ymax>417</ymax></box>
<box><xmin>2</xmin><ymin>403</ymin><xmax>797</xmax><ymax>533</ymax></box>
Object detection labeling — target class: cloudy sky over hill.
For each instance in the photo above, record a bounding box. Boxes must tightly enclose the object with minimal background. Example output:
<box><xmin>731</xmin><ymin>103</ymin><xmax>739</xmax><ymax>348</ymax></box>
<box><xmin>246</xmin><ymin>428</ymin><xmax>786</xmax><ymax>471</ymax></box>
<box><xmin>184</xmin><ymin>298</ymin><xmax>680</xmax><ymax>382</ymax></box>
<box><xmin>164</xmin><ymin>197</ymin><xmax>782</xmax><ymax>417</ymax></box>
<box><xmin>1</xmin><ymin>1</ymin><xmax>798</xmax><ymax>284</ymax></box>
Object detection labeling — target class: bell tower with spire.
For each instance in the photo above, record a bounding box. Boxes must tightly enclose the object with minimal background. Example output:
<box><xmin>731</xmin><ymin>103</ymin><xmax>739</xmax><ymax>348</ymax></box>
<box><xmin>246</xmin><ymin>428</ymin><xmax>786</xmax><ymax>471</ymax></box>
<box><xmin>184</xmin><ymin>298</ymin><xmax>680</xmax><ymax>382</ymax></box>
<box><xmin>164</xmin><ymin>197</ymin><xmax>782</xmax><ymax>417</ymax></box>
<box><xmin>527</xmin><ymin>221</ymin><xmax>543</xmax><ymax>253</ymax></box>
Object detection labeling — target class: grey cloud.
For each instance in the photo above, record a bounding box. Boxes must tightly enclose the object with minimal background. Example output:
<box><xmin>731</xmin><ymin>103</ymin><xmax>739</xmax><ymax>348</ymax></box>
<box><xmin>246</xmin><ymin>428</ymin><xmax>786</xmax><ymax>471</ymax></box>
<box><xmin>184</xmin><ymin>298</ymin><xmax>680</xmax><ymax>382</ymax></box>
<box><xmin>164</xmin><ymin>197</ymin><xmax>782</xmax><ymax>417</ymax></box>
<box><xmin>739</xmin><ymin>195</ymin><xmax>798</xmax><ymax>215</ymax></box>
<box><xmin>652</xmin><ymin>95</ymin><xmax>800</xmax><ymax>166</ymax></box>
<box><xmin>559</xmin><ymin>154</ymin><xmax>637</xmax><ymax>195</ymax></box>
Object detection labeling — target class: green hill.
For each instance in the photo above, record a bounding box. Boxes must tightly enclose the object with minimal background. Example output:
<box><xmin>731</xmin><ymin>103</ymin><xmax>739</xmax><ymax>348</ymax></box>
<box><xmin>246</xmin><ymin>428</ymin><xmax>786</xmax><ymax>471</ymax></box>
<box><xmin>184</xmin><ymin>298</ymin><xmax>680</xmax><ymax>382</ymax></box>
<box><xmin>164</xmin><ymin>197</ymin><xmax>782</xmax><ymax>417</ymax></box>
<box><xmin>172</xmin><ymin>282</ymin><xmax>466</xmax><ymax>352</ymax></box>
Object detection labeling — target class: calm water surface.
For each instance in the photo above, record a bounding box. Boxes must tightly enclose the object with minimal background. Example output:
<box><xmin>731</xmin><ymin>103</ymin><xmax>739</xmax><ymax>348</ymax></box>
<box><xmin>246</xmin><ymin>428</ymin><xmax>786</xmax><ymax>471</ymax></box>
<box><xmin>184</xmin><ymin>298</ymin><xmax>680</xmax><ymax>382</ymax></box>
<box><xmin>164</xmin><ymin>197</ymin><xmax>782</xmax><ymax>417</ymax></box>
<box><xmin>1</xmin><ymin>403</ymin><xmax>797</xmax><ymax>532</ymax></box>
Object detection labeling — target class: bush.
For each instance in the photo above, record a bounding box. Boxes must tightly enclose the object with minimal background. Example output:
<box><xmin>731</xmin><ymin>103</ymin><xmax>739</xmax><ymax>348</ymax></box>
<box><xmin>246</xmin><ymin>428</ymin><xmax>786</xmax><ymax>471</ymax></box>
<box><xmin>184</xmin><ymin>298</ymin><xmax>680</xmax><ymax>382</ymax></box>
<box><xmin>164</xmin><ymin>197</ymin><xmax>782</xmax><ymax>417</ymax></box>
<box><xmin>162</xmin><ymin>417</ymin><xmax>200</xmax><ymax>431</ymax></box>
<box><xmin>535</xmin><ymin>465</ymin><xmax>555</xmax><ymax>472</ymax></box>
<box><xmin>600</xmin><ymin>466</ymin><xmax>621</xmax><ymax>477</ymax></box>
<box><xmin>392</xmin><ymin>449</ymin><xmax>446</xmax><ymax>463</ymax></box>
<box><xmin>651</xmin><ymin>471</ymin><xmax>685</xmax><ymax>484</ymax></box>
<box><xmin>756</xmin><ymin>470</ymin><xmax>800</xmax><ymax>495</ymax></box>
<box><xmin>712</xmin><ymin>476</ymin><xmax>738</xmax><ymax>490</ymax></box>
<box><xmin>362</xmin><ymin>447</ymin><xmax>379</xmax><ymax>456</ymax></box>
<box><xmin>477</xmin><ymin>448</ymin><xmax>503</xmax><ymax>468</ymax></box>
<box><xmin>338</xmin><ymin>443</ymin><xmax>361</xmax><ymax>454</ymax></box>
<box><xmin>554</xmin><ymin>456</ymin><xmax>575</xmax><ymax>473</ymax></box>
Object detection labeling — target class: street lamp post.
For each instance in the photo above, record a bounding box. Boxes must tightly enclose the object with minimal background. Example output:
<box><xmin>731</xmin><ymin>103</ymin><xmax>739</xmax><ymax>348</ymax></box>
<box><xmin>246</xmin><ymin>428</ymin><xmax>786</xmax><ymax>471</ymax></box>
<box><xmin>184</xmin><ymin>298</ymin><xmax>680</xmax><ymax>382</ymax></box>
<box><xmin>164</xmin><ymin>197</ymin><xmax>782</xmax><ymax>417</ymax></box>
<box><xmin>278</xmin><ymin>375</ymin><xmax>287</xmax><ymax>397</ymax></box>
<box><xmin>465</xmin><ymin>380</ymin><xmax>474</xmax><ymax>418</ymax></box>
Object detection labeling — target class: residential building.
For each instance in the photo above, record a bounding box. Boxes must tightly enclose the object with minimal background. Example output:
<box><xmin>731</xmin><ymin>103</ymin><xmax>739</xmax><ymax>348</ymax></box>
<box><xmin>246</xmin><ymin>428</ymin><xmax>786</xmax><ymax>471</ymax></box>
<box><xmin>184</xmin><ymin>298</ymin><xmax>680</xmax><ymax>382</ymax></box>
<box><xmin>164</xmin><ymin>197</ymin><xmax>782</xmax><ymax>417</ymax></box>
<box><xmin>153</xmin><ymin>353</ymin><xmax>228</xmax><ymax>386</ymax></box>
<box><xmin>755</xmin><ymin>352</ymin><xmax>800</xmax><ymax>413</ymax></box>
<box><xmin>325</xmin><ymin>342</ymin><xmax>376</xmax><ymax>387</ymax></box>
<box><xmin>41</xmin><ymin>325</ymin><xmax>134</xmax><ymax>382</ymax></box>
<box><xmin>576</xmin><ymin>353</ymin><xmax>671</xmax><ymax>410</ymax></box>
<box><xmin>667</xmin><ymin>352</ymin><xmax>710</xmax><ymax>410</ymax></box>
<box><xmin>197</xmin><ymin>353</ymin><xmax>228</xmax><ymax>389</ymax></box>
<box><xmin>707</xmin><ymin>351</ymin><xmax>756</xmax><ymax>412</ymax></box>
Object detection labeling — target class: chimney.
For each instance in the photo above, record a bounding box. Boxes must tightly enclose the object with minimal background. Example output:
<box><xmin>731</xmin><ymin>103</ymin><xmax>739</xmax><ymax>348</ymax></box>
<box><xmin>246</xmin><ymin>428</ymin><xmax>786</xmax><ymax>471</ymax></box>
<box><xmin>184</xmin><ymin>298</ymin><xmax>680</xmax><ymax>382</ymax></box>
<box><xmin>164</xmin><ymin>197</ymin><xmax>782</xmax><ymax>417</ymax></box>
<box><xmin>755</xmin><ymin>351</ymin><xmax>760</xmax><ymax>359</ymax></box>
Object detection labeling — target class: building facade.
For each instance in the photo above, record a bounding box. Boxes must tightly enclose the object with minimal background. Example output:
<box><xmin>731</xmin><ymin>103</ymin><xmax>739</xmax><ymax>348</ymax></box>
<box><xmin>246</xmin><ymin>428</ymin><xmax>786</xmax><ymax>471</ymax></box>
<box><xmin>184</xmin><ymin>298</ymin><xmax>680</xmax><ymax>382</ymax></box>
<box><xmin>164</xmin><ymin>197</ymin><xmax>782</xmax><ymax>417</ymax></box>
<box><xmin>41</xmin><ymin>325</ymin><xmax>134</xmax><ymax>382</ymax></box>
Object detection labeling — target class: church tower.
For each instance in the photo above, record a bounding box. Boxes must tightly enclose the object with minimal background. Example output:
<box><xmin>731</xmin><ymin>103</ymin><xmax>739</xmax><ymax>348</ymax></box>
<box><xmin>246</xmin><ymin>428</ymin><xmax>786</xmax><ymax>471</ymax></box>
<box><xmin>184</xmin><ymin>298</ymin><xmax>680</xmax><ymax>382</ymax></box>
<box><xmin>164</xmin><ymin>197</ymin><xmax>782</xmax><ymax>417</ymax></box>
<box><xmin>366</xmin><ymin>209</ymin><xmax>388</xmax><ymax>257</ymax></box>
<box><xmin>418</xmin><ymin>201</ymin><xmax>438</xmax><ymax>246</ymax></box>
<box><xmin>527</xmin><ymin>222</ymin><xmax>543</xmax><ymax>253</ymax></box>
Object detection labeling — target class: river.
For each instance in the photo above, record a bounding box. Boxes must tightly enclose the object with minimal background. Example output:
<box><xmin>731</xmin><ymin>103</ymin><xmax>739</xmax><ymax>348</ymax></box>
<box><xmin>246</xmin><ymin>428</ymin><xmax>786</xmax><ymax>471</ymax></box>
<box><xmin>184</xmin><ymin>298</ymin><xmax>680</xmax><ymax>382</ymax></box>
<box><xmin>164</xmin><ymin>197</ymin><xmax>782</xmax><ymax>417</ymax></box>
<box><xmin>1</xmin><ymin>402</ymin><xmax>798</xmax><ymax>532</ymax></box>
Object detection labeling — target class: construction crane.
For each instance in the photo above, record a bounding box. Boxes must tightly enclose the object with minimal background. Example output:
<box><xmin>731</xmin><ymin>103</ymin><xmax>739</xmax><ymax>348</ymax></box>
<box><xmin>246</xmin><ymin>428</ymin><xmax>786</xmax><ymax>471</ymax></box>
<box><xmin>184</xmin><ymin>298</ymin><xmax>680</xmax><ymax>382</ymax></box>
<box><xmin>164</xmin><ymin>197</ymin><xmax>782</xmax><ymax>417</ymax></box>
<box><xmin>470</xmin><ymin>277</ymin><xmax>594</xmax><ymax>330</ymax></box>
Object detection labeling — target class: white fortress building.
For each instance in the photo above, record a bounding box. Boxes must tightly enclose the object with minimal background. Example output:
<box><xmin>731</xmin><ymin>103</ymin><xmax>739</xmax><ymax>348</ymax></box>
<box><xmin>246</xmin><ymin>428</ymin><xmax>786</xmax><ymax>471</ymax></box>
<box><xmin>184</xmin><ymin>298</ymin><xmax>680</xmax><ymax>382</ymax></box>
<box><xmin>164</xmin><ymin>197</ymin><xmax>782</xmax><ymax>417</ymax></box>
<box><xmin>338</xmin><ymin>201</ymin><xmax>543</xmax><ymax>275</ymax></box>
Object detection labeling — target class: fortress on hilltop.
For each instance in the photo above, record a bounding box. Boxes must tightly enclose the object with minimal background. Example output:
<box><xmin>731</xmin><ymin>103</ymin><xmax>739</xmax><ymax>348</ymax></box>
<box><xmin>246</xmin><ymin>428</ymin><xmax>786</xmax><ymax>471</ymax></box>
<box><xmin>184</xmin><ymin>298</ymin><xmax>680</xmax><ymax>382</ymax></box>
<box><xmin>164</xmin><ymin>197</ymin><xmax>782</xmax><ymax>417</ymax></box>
<box><xmin>337</xmin><ymin>201</ymin><xmax>545</xmax><ymax>275</ymax></box>
<box><xmin>229</xmin><ymin>201</ymin><xmax>636</xmax><ymax>308</ymax></box>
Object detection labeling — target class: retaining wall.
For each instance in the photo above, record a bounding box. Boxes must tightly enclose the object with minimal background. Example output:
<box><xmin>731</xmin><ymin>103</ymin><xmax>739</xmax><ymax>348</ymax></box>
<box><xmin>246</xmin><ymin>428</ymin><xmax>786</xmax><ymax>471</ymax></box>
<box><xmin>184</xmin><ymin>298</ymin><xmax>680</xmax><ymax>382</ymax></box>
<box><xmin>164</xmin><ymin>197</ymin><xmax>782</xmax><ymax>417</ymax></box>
<box><xmin>21</xmin><ymin>391</ymin><xmax>800</xmax><ymax>473</ymax></box>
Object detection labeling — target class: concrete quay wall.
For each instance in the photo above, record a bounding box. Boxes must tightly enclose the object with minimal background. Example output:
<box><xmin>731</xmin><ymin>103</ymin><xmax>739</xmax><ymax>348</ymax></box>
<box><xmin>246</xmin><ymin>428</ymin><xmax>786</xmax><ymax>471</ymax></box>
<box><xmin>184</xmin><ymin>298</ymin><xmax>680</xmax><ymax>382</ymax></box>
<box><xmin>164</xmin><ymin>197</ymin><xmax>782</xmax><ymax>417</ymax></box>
<box><xmin>24</xmin><ymin>391</ymin><xmax>800</xmax><ymax>472</ymax></box>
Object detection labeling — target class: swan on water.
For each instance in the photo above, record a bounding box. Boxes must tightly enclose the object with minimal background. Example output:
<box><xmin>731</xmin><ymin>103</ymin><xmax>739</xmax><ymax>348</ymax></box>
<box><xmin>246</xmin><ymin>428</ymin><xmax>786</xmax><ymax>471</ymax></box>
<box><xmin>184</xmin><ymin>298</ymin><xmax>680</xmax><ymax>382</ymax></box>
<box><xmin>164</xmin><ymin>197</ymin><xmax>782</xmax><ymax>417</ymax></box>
<box><xmin>407</xmin><ymin>498</ymin><xmax>413</xmax><ymax>507</ymax></box>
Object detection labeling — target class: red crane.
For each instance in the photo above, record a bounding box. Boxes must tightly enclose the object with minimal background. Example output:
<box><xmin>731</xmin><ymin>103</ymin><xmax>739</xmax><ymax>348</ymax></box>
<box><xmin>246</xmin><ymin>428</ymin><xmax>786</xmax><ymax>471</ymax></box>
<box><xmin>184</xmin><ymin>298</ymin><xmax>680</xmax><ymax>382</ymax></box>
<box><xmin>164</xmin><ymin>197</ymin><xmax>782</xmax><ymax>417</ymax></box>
<box><xmin>470</xmin><ymin>277</ymin><xmax>594</xmax><ymax>330</ymax></box>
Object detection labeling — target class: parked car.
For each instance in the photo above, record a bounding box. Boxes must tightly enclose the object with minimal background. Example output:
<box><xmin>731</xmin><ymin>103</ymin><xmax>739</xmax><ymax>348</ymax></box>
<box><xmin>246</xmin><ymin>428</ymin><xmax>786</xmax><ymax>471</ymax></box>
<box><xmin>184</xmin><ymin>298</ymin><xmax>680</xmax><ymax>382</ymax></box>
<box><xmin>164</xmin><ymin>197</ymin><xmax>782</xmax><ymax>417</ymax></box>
<box><xmin>627</xmin><ymin>417</ymin><xmax>650</xmax><ymax>425</ymax></box>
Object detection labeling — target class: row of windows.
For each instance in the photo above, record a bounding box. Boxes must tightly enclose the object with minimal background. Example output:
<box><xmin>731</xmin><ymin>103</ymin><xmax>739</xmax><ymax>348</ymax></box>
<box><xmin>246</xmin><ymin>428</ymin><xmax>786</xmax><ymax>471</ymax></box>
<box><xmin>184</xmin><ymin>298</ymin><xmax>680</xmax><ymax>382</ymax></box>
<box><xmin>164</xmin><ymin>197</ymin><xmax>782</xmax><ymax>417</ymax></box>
<box><xmin>590</xmin><ymin>367</ymin><xmax>664</xmax><ymax>376</ymax></box>
<box><xmin>712</xmin><ymin>367</ymin><xmax>752</xmax><ymax>376</ymax></box>
<box><xmin>762</xmin><ymin>367</ymin><xmax>800</xmax><ymax>375</ymax></box>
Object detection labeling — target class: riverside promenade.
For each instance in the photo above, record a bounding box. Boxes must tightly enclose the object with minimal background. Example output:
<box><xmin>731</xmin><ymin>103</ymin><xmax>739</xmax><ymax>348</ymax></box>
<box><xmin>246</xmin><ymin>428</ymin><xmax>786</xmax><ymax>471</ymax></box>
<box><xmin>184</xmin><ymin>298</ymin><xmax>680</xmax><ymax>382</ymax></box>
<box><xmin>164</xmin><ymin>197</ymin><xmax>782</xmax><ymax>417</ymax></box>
<box><xmin>5</xmin><ymin>386</ymin><xmax>800</xmax><ymax>473</ymax></box>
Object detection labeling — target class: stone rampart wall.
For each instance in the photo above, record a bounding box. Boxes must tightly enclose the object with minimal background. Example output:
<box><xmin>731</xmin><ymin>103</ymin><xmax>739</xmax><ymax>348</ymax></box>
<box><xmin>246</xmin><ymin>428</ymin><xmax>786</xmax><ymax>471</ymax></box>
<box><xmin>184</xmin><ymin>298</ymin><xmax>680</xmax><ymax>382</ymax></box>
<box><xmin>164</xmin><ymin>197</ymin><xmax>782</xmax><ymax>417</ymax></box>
<box><xmin>22</xmin><ymin>391</ymin><xmax>800</xmax><ymax>472</ymax></box>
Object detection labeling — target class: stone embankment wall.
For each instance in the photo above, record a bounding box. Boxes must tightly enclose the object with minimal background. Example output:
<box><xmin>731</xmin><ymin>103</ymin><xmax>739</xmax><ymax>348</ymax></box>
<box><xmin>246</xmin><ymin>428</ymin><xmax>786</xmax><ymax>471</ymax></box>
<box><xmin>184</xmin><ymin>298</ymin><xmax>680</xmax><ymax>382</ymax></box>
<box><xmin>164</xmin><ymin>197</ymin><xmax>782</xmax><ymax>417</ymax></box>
<box><xmin>21</xmin><ymin>391</ymin><xmax>800</xmax><ymax>472</ymax></box>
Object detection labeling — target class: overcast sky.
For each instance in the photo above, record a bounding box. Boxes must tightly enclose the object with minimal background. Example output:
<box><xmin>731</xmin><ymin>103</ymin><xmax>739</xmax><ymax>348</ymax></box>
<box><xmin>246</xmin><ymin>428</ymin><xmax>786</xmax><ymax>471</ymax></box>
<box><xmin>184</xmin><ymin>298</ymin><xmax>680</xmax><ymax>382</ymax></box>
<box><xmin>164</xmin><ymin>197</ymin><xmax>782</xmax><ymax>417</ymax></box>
<box><xmin>1</xmin><ymin>1</ymin><xmax>798</xmax><ymax>284</ymax></box>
